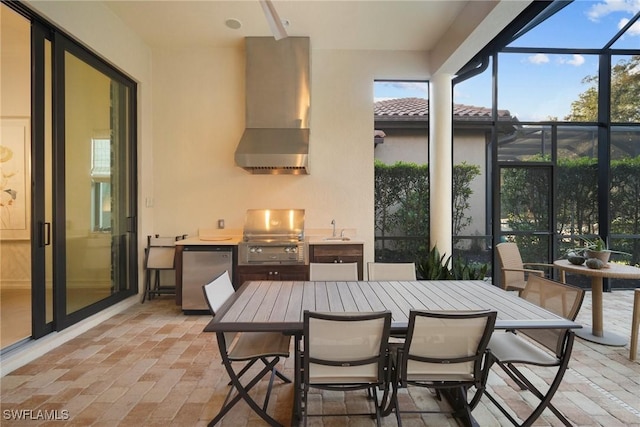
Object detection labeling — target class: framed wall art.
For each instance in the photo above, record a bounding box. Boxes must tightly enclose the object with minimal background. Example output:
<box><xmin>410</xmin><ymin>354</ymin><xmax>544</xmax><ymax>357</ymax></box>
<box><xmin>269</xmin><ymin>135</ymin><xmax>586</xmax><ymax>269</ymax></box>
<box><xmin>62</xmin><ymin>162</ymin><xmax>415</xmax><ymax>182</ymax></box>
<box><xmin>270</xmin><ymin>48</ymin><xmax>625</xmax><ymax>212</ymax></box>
<box><xmin>1</xmin><ymin>117</ymin><xmax>31</xmax><ymax>240</ymax></box>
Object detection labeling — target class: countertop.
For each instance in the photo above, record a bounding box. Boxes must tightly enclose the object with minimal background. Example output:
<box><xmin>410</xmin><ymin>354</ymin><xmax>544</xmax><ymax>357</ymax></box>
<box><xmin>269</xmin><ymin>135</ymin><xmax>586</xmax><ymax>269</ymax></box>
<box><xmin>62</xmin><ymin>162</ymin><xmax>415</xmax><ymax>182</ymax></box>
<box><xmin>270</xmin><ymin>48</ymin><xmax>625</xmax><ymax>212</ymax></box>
<box><xmin>175</xmin><ymin>228</ymin><xmax>363</xmax><ymax>246</ymax></box>
<box><xmin>176</xmin><ymin>236</ymin><xmax>241</xmax><ymax>246</ymax></box>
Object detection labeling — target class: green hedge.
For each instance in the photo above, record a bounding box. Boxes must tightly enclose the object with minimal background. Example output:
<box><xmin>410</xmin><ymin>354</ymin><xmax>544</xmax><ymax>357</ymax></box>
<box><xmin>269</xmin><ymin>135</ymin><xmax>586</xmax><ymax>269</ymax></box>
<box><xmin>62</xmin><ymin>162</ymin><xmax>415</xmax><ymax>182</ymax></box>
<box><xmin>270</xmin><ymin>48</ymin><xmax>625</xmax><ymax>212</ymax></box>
<box><xmin>374</xmin><ymin>160</ymin><xmax>480</xmax><ymax>263</ymax></box>
<box><xmin>375</xmin><ymin>156</ymin><xmax>640</xmax><ymax>266</ymax></box>
<box><xmin>502</xmin><ymin>156</ymin><xmax>640</xmax><ymax>264</ymax></box>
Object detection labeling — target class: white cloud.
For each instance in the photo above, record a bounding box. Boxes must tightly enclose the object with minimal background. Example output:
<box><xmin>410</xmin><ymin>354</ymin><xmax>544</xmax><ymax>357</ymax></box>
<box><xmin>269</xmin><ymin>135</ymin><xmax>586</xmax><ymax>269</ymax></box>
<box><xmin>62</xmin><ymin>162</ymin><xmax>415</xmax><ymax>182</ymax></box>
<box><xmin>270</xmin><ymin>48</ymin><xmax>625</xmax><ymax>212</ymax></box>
<box><xmin>559</xmin><ymin>54</ymin><xmax>586</xmax><ymax>66</ymax></box>
<box><xmin>527</xmin><ymin>54</ymin><xmax>550</xmax><ymax>64</ymax></box>
<box><xmin>587</xmin><ymin>0</ymin><xmax>640</xmax><ymax>21</ymax></box>
<box><xmin>618</xmin><ymin>17</ymin><xmax>640</xmax><ymax>35</ymax></box>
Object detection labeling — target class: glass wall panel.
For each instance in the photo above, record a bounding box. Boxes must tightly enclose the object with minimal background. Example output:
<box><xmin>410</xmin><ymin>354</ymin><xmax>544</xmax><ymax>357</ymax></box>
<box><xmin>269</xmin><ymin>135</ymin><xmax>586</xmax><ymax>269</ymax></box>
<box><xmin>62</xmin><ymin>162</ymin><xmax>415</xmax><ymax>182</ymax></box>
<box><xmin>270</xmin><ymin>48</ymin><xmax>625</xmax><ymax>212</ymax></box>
<box><xmin>610</xmin><ymin>126</ymin><xmax>640</xmax><ymax>265</ymax></box>
<box><xmin>64</xmin><ymin>51</ymin><xmax>131</xmax><ymax>314</ymax></box>
<box><xmin>373</xmin><ymin>81</ymin><xmax>429</xmax><ymax>264</ymax></box>
<box><xmin>0</xmin><ymin>5</ymin><xmax>32</xmax><ymax>349</ymax></box>
<box><xmin>556</xmin><ymin>126</ymin><xmax>599</xmax><ymax>242</ymax></box>
<box><xmin>500</xmin><ymin>166</ymin><xmax>551</xmax><ymax>234</ymax></box>
<box><xmin>502</xmin><ymin>234</ymin><xmax>552</xmax><ymax>265</ymax></box>
<box><xmin>45</xmin><ymin>39</ymin><xmax>53</xmax><ymax>324</ymax></box>
<box><xmin>611</xmin><ymin>55</ymin><xmax>640</xmax><ymax>124</ymax></box>
<box><xmin>557</xmin><ymin>126</ymin><xmax>598</xmax><ymax>160</ymax></box>
<box><xmin>498</xmin><ymin>125</ymin><xmax>551</xmax><ymax>161</ymax></box>
<box><xmin>497</xmin><ymin>53</ymin><xmax>599</xmax><ymax>122</ymax></box>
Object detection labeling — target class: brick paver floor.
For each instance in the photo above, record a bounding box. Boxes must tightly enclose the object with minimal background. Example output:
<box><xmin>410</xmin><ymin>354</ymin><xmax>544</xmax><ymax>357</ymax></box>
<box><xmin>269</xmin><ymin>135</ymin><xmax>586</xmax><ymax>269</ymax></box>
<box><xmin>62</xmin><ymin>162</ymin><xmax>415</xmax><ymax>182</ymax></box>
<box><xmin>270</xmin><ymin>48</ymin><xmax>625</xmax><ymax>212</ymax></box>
<box><xmin>1</xmin><ymin>289</ymin><xmax>639</xmax><ymax>426</ymax></box>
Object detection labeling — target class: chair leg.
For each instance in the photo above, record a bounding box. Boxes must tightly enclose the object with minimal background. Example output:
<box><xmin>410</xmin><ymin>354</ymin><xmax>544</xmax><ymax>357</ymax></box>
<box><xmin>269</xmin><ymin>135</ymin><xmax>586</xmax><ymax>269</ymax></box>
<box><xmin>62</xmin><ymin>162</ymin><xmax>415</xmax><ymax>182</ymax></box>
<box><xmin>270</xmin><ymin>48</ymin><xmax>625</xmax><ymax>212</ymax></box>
<box><xmin>212</xmin><ymin>356</ymin><xmax>284</xmax><ymax>427</ymax></box>
<box><xmin>499</xmin><ymin>362</ymin><xmax>528</xmax><ymax>390</ymax></box>
<box><xmin>370</xmin><ymin>386</ymin><xmax>382</xmax><ymax>426</ymax></box>
<box><xmin>261</xmin><ymin>356</ymin><xmax>291</xmax><ymax>383</ymax></box>
<box><xmin>153</xmin><ymin>269</ymin><xmax>160</xmax><ymax>297</ymax></box>
<box><xmin>485</xmin><ymin>334</ymin><xmax>575</xmax><ymax>427</ymax></box>
<box><xmin>507</xmin><ymin>364</ymin><xmax>572</xmax><ymax>427</ymax></box>
<box><xmin>140</xmin><ymin>268</ymin><xmax>152</xmax><ymax>303</ymax></box>
<box><xmin>212</xmin><ymin>333</ymin><xmax>285</xmax><ymax>427</ymax></box>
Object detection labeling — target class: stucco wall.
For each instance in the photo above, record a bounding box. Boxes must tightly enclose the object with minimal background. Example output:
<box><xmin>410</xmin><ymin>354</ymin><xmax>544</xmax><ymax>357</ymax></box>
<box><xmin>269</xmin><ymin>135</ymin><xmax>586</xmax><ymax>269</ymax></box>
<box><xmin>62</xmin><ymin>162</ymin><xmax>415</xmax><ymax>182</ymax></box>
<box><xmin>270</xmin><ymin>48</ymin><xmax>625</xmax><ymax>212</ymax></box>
<box><xmin>151</xmin><ymin>48</ymin><xmax>430</xmax><ymax>263</ymax></box>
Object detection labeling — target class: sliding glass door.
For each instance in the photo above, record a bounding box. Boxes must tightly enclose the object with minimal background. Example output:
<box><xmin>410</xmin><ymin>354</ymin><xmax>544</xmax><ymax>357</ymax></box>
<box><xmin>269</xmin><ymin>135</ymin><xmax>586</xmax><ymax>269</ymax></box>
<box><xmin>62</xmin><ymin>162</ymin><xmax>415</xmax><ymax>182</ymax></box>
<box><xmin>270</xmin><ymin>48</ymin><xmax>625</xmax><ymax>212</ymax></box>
<box><xmin>53</xmin><ymin>33</ymin><xmax>137</xmax><ymax>329</ymax></box>
<box><xmin>0</xmin><ymin>2</ymin><xmax>137</xmax><ymax>349</ymax></box>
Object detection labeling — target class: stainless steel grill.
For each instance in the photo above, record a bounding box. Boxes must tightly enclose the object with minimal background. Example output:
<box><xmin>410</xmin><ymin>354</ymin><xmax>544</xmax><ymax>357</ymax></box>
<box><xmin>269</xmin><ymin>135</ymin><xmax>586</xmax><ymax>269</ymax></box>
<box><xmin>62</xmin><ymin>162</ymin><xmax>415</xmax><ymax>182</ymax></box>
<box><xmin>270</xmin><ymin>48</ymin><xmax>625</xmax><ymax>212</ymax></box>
<box><xmin>237</xmin><ymin>209</ymin><xmax>308</xmax><ymax>265</ymax></box>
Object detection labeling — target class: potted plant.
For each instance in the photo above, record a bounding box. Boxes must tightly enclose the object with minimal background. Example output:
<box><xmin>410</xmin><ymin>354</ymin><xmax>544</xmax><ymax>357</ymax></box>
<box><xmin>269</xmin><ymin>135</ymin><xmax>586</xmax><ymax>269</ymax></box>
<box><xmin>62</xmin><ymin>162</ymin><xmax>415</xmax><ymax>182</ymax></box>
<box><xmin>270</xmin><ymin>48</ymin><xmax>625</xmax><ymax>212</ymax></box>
<box><xmin>570</xmin><ymin>236</ymin><xmax>631</xmax><ymax>267</ymax></box>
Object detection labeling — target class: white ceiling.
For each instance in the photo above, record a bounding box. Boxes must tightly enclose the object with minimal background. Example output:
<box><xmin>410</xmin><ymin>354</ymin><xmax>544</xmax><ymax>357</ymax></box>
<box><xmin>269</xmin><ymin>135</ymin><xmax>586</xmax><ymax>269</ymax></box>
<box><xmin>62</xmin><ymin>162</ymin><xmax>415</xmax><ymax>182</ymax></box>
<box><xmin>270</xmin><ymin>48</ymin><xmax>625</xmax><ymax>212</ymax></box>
<box><xmin>103</xmin><ymin>1</ymin><xmax>531</xmax><ymax>73</ymax></box>
<box><xmin>104</xmin><ymin>1</ymin><xmax>469</xmax><ymax>50</ymax></box>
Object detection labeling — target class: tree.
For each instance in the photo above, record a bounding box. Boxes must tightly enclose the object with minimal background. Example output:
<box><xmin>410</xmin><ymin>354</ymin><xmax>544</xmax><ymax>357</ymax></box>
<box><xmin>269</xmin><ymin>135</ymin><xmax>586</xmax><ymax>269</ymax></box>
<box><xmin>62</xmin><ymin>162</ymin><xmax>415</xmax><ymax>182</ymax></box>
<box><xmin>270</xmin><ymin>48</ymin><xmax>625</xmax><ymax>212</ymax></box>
<box><xmin>565</xmin><ymin>55</ymin><xmax>640</xmax><ymax>122</ymax></box>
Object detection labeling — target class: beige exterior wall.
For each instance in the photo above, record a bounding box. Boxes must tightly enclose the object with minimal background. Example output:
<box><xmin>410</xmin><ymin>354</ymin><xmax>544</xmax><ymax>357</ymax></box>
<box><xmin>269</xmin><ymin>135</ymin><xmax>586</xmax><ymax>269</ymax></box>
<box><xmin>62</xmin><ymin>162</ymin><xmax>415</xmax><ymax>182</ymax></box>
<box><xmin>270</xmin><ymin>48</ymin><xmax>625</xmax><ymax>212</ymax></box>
<box><xmin>375</xmin><ymin>127</ymin><xmax>488</xmax><ymax>239</ymax></box>
<box><xmin>453</xmin><ymin>129</ymin><xmax>488</xmax><ymax>239</ymax></box>
<box><xmin>375</xmin><ymin>129</ymin><xmax>429</xmax><ymax>165</ymax></box>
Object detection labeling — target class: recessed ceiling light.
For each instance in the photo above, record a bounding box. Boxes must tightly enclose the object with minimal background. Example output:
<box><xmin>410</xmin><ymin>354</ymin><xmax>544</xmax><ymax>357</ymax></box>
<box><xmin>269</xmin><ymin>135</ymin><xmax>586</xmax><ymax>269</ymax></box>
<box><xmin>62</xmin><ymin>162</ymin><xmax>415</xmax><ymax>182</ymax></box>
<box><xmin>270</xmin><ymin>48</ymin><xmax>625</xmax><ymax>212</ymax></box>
<box><xmin>225</xmin><ymin>18</ymin><xmax>242</xmax><ymax>30</ymax></box>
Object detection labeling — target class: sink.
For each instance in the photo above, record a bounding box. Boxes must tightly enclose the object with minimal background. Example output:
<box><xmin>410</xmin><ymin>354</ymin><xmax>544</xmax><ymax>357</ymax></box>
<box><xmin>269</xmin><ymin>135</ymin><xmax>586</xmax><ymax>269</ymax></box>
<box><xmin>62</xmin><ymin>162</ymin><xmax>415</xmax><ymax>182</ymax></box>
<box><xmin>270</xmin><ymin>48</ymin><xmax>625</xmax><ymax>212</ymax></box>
<box><xmin>322</xmin><ymin>237</ymin><xmax>351</xmax><ymax>241</ymax></box>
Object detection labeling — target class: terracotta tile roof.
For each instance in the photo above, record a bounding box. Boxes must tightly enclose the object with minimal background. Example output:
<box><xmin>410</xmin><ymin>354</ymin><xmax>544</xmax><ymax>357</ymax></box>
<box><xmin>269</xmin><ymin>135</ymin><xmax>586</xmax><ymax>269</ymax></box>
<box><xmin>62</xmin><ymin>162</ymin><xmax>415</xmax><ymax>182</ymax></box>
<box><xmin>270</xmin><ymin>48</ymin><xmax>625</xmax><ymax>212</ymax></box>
<box><xmin>374</xmin><ymin>97</ymin><xmax>513</xmax><ymax>120</ymax></box>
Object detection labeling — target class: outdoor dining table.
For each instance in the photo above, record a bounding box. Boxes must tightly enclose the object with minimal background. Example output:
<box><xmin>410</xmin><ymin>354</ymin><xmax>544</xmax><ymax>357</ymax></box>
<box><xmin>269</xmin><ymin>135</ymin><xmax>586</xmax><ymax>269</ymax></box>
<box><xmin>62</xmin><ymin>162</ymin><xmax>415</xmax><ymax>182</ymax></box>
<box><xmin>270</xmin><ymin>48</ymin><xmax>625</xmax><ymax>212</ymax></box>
<box><xmin>554</xmin><ymin>259</ymin><xmax>640</xmax><ymax>346</ymax></box>
<box><xmin>204</xmin><ymin>279</ymin><xmax>581</xmax><ymax>427</ymax></box>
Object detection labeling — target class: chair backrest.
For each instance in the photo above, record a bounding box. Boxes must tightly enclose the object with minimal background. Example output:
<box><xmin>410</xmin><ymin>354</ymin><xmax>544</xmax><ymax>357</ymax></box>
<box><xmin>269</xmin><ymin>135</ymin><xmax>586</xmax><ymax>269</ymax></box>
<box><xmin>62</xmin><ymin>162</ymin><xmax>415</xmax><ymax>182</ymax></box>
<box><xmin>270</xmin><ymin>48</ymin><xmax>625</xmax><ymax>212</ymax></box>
<box><xmin>519</xmin><ymin>275</ymin><xmax>584</xmax><ymax>356</ymax></box>
<box><xmin>367</xmin><ymin>262</ymin><xmax>416</xmax><ymax>281</ymax></box>
<box><xmin>145</xmin><ymin>235</ymin><xmax>178</xmax><ymax>269</ymax></box>
<box><xmin>303</xmin><ymin>311</ymin><xmax>391</xmax><ymax>385</ymax></box>
<box><xmin>495</xmin><ymin>242</ymin><xmax>525</xmax><ymax>291</ymax></box>
<box><xmin>202</xmin><ymin>270</ymin><xmax>235</xmax><ymax>315</ymax></box>
<box><xmin>401</xmin><ymin>310</ymin><xmax>496</xmax><ymax>384</ymax></box>
<box><xmin>309</xmin><ymin>262</ymin><xmax>358</xmax><ymax>281</ymax></box>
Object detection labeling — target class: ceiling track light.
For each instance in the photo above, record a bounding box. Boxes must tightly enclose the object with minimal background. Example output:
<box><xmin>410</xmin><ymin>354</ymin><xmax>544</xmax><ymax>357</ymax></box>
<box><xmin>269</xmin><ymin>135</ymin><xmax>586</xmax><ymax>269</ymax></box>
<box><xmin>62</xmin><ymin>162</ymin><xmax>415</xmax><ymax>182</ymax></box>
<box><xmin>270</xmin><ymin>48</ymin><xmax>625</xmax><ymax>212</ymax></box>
<box><xmin>259</xmin><ymin>0</ymin><xmax>288</xmax><ymax>40</ymax></box>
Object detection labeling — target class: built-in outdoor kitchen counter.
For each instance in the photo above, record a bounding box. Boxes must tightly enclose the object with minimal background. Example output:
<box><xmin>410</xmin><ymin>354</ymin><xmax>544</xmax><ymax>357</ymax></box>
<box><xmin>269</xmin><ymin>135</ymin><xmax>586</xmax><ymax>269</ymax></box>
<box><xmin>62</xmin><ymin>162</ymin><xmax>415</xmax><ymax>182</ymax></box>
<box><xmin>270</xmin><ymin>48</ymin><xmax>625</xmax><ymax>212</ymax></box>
<box><xmin>174</xmin><ymin>227</ymin><xmax>363</xmax><ymax>312</ymax></box>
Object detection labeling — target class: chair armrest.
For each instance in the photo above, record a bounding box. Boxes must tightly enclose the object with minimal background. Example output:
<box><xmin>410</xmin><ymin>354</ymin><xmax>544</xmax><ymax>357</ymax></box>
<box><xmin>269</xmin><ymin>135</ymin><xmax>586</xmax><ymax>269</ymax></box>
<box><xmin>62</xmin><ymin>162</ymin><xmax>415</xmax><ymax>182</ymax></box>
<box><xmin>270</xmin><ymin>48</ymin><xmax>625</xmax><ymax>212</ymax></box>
<box><xmin>502</xmin><ymin>268</ymin><xmax>544</xmax><ymax>276</ymax></box>
<box><xmin>522</xmin><ymin>263</ymin><xmax>554</xmax><ymax>268</ymax></box>
<box><xmin>522</xmin><ymin>263</ymin><xmax>566</xmax><ymax>281</ymax></box>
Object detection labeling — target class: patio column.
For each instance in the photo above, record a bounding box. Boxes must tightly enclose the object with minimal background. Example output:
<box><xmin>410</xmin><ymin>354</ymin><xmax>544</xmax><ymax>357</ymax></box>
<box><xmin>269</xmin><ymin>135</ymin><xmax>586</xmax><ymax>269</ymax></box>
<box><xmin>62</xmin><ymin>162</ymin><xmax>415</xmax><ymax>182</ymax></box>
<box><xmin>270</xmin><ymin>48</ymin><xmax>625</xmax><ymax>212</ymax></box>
<box><xmin>429</xmin><ymin>73</ymin><xmax>453</xmax><ymax>256</ymax></box>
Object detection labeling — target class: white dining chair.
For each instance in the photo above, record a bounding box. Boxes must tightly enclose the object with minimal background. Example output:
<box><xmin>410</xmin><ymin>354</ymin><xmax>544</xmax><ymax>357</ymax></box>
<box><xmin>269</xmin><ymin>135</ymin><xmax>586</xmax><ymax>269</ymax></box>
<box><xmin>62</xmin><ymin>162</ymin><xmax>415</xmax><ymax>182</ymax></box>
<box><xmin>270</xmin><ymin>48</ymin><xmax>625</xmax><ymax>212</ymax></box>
<box><xmin>202</xmin><ymin>271</ymin><xmax>291</xmax><ymax>426</ymax></box>
<box><xmin>299</xmin><ymin>310</ymin><xmax>392</xmax><ymax>426</ymax></box>
<box><xmin>309</xmin><ymin>262</ymin><xmax>358</xmax><ymax>281</ymax></box>
<box><xmin>367</xmin><ymin>262</ymin><xmax>416</xmax><ymax>280</ymax></box>
<box><xmin>388</xmin><ymin>310</ymin><xmax>496</xmax><ymax>426</ymax></box>
<box><xmin>484</xmin><ymin>275</ymin><xmax>584</xmax><ymax>427</ymax></box>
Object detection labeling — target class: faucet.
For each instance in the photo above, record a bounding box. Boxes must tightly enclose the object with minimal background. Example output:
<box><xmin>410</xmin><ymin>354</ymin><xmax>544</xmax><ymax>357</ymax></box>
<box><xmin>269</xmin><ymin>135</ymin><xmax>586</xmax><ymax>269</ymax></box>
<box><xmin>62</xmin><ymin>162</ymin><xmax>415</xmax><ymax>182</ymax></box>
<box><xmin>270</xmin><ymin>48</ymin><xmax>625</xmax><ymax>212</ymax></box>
<box><xmin>331</xmin><ymin>219</ymin><xmax>336</xmax><ymax>237</ymax></box>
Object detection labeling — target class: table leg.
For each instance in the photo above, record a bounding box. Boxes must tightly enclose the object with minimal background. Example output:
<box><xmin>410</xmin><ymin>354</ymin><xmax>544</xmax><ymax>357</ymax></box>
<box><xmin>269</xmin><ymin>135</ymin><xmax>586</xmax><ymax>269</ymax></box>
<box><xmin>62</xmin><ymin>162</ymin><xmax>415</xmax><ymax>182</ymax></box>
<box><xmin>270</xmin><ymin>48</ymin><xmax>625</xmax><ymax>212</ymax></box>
<box><xmin>439</xmin><ymin>387</ymin><xmax>480</xmax><ymax>427</ymax></box>
<box><xmin>292</xmin><ymin>333</ymin><xmax>302</xmax><ymax>423</ymax></box>
<box><xmin>574</xmin><ymin>277</ymin><xmax>628</xmax><ymax>347</ymax></box>
<box><xmin>592</xmin><ymin>277</ymin><xmax>603</xmax><ymax>336</ymax></box>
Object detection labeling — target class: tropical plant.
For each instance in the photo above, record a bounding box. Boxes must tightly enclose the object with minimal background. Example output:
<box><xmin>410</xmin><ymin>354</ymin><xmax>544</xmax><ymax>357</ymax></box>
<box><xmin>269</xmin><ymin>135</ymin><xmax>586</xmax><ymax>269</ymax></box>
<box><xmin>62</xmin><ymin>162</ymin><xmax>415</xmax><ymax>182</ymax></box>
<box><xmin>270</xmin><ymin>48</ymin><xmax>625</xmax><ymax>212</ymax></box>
<box><xmin>416</xmin><ymin>246</ymin><xmax>452</xmax><ymax>280</ymax></box>
<box><xmin>416</xmin><ymin>246</ymin><xmax>490</xmax><ymax>280</ymax></box>
<box><xmin>450</xmin><ymin>256</ymin><xmax>489</xmax><ymax>280</ymax></box>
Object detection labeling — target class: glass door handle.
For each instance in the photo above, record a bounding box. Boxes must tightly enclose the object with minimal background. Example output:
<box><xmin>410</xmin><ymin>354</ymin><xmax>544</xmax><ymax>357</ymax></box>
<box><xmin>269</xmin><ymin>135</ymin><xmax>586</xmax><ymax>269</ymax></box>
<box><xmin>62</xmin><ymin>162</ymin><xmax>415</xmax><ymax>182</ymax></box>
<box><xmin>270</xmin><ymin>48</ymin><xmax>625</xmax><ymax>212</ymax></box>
<box><xmin>41</xmin><ymin>222</ymin><xmax>51</xmax><ymax>246</ymax></box>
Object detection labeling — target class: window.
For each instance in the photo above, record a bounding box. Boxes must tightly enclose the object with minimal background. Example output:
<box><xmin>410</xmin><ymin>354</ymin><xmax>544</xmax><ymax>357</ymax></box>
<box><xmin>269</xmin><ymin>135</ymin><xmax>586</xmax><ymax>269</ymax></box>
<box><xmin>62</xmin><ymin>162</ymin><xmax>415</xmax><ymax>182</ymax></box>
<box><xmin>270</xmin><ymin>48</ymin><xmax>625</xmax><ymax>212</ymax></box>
<box><xmin>91</xmin><ymin>138</ymin><xmax>111</xmax><ymax>232</ymax></box>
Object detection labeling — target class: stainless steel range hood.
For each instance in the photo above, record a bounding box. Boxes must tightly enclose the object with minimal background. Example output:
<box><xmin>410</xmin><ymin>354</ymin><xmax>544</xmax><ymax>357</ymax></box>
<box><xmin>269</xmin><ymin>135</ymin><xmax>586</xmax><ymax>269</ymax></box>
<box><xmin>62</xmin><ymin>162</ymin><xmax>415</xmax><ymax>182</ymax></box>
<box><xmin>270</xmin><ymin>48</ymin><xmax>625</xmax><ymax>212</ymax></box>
<box><xmin>235</xmin><ymin>37</ymin><xmax>310</xmax><ymax>175</ymax></box>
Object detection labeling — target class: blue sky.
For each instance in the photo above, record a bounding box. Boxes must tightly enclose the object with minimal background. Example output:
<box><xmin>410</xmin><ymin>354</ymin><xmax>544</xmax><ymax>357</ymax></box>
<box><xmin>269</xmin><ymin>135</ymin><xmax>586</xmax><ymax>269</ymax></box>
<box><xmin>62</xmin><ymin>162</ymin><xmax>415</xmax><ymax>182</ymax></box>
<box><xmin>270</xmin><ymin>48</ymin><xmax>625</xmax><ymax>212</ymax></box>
<box><xmin>374</xmin><ymin>0</ymin><xmax>640</xmax><ymax>121</ymax></box>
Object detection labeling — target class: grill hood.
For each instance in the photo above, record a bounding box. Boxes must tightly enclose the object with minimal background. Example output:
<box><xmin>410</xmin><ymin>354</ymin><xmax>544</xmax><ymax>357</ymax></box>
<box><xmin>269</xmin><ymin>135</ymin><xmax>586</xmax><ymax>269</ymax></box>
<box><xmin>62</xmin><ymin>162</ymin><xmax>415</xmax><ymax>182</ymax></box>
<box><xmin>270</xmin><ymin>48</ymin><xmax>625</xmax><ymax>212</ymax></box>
<box><xmin>235</xmin><ymin>37</ymin><xmax>310</xmax><ymax>175</ymax></box>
